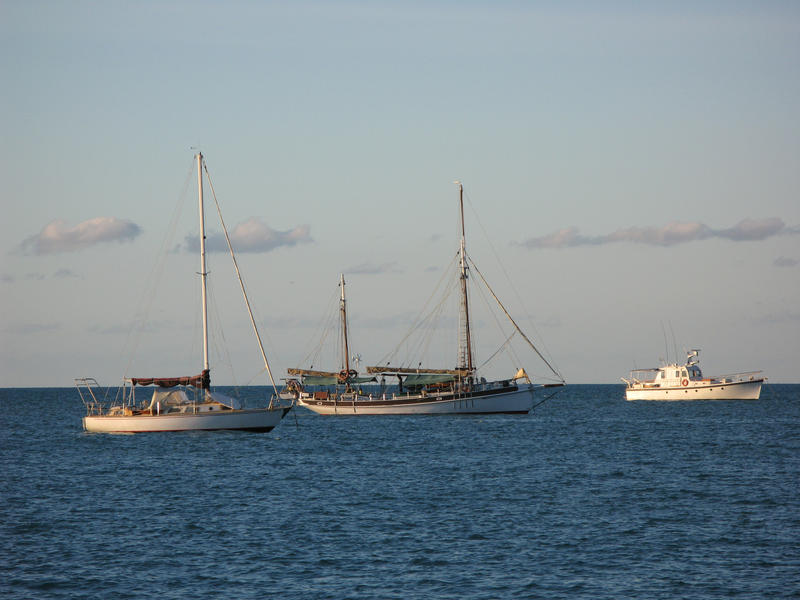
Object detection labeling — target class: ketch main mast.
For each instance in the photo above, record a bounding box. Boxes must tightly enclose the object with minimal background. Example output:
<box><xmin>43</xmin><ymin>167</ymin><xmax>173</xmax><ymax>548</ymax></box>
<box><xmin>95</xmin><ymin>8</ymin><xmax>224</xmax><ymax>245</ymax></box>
<box><xmin>455</xmin><ymin>181</ymin><xmax>474</xmax><ymax>374</ymax></box>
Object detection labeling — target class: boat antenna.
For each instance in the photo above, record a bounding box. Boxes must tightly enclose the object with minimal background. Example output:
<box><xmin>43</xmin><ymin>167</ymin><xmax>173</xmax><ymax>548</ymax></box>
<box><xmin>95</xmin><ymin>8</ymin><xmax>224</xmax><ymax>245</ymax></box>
<box><xmin>669</xmin><ymin>321</ymin><xmax>679</xmax><ymax>366</ymax></box>
<box><xmin>660</xmin><ymin>320</ymin><xmax>669</xmax><ymax>364</ymax></box>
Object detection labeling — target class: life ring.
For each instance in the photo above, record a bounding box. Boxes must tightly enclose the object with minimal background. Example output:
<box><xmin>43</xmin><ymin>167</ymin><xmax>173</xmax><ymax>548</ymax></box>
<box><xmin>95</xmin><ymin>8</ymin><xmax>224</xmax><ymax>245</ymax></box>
<box><xmin>681</xmin><ymin>378</ymin><xmax>689</xmax><ymax>387</ymax></box>
<box><xmin>337</xmin><ymin>369</ymin><xmax>358</xmax><ymax>383</ymax></box>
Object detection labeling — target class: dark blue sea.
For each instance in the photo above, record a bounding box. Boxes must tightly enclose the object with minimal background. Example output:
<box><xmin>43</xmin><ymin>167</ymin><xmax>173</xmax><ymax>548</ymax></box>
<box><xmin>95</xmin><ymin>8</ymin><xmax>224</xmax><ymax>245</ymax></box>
<box><xmin>2</xmin><ymin>385</ymin><xmax>798</xmax><ymax>599</ymax></box>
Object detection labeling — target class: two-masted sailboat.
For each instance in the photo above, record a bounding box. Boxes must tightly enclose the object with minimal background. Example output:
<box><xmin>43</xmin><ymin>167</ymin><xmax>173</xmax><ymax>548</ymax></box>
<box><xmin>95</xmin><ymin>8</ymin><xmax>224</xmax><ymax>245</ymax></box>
<box><xmin>75</xmin><ymin>153</ymin><xmax>292</xmax><ymax>433</ymax></box>
<box><xmin>286</xmin><ymin>182</ymin><xmax>564</xmax><ymax>415</ymax></box>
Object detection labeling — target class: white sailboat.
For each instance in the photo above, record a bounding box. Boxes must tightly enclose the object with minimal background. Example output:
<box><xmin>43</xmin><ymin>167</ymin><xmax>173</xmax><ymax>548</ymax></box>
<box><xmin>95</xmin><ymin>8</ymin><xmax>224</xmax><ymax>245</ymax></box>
<box><xmin>287</xmin><ymin>182</ymin><xmax>565</xmax><ymax>415</ymax></box>
<box><xmin>76</xmin><ymin>152</ymin><xmax>292</xmax><ymax>433</ymax></box>
<box><xmin>622</xmin><ymin>349</ymin><xmax>765</xmax><ymax>401</ymax></box>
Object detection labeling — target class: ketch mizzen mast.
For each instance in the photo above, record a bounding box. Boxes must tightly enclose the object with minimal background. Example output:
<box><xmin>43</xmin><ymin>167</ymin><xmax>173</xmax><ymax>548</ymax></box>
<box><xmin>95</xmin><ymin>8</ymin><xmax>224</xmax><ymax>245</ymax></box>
<box><xmin>340</xmin><ymin>274</ymin><xmax>351</xmax><ymax>375</ymax></box>
<box><xmin>287</xmin><ymin>273</ymin><xmax>368</xmax><ymax>385</ymax></box>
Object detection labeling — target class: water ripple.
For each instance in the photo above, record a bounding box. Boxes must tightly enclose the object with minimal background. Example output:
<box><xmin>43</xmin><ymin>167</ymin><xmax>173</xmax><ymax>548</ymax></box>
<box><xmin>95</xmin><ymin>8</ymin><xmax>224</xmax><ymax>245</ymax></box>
<box><xmin>1</xmin><ymin>385</ymin><xmax>798</xmax><ymax>599</ymax></box>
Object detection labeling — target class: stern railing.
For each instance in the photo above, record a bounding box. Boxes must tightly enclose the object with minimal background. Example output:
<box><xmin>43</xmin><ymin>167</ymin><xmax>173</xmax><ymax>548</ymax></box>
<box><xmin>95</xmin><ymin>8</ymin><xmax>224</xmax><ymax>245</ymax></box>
<box><xmin>74</xmin><ymin>378</ymin><xmax>103</xmax><ymax>415</ymax></box>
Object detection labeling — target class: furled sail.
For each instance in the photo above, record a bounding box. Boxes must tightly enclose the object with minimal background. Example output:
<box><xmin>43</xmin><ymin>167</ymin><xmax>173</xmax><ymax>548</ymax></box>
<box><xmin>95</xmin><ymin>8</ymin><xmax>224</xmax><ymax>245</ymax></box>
<box><xmin>130</xmin><ymin>369</ymin><xmax>210</xmax><ymax>389</ymax></box>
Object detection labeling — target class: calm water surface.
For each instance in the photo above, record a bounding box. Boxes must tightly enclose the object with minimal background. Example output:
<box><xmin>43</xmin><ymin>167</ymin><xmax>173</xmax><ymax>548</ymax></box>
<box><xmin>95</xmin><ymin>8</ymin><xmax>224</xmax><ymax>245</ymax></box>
<box><xmin>2</xmin><ymin>385</ymin><xmax>798</xmax><ymax>599</ymax></box>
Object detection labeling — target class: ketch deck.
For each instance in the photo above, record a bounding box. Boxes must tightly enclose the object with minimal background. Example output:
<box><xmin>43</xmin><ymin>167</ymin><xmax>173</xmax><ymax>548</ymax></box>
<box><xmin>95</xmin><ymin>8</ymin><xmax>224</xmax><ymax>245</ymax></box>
<box><xmin>287</xmin><ymin>182</ymin><xmax>564</xmax><ymax>415</ymax></box>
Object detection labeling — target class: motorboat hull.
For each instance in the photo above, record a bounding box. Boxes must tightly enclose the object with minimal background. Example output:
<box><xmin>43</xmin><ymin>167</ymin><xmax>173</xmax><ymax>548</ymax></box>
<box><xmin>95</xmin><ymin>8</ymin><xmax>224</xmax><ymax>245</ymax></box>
<box><xmin>297</xmin><ymin>385</ymin><xmax>535</xmax><ymax>415</ymax></box>
<box><xmin>625</xmin><ymin>379</ymin><xmax>763</xmax><ymax>401</ymax></box>
<box><xmin>83</xmin><ymin>406</ymin><xmax>291</xmax><ymax>433</ymax></box>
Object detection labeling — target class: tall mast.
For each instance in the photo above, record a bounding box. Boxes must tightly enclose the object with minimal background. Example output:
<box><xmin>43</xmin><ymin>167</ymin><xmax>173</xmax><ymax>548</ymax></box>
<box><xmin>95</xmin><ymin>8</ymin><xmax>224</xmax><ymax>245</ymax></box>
<box><xmin>340</xmin><ymin>273</ymin><xmax>350</xmax><ymax>373</ymax></box>
<box><xmin>197</xmin><ymin>152</ymin><xmax>210</xmax><ymax>376</ymax></box>
<box><xmin>455</xmin><ymin>181</ymin><xmax>473</xmax><ymax>373</ymax></box>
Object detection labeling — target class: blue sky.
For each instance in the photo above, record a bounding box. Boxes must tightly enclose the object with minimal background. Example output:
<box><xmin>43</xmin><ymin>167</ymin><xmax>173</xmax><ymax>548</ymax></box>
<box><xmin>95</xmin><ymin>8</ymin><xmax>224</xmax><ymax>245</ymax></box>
<box><xmin>1</xmin><ymin>1</ymin><xmax>798</xmax><ymax>386</ymax></box>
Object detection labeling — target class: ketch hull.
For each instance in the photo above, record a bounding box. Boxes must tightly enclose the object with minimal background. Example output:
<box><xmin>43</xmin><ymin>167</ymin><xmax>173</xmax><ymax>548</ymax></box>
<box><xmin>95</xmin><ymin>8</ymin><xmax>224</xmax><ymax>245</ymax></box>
<box><xmin>297</xmin><ymin>385</ymin><xmax>535</xmax><ymax>415</ymax></box>
<box><xmin>625</xmin><ymin>379</ymin><xmax>763</xmax><ymax>401</ymax></box>
<box><xmin>83</xmin><ymin>407</ymin><xmax>290</xmax><ymax>433</ymax></box>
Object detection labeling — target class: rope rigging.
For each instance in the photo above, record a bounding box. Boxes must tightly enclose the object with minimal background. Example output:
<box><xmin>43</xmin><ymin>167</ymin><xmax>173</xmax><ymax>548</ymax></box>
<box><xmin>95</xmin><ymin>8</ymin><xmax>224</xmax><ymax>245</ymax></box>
<box><xmin>203</xmin><ymin>160</ymin><xmax>280</xmax><ymax>401</ymax></box>
<box><xmin>468</xmin><ymin>256</ymin><xmax>565</xmax><ymax>383</ymax></box>
<box><xmin>374</xmin><ymin>251</ymin><xmax>460</xmax><ymax>368</ymax></box>
<box><xmin>463</xmin><ymin>189</ymin><xmax>564</xmax><ymax>381</ymax></box>
<box><xmin>122</xmin><ymin>161</ymin><xmax>195</xmax><ymax>382</ymax></box>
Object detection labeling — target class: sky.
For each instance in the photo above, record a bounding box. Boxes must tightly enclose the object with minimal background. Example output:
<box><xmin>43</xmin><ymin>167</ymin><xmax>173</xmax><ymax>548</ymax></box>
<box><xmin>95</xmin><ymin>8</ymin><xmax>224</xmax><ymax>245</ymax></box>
<box><xmin>1</xmin><ymin>1</ymin><xmax>798</xmax><ymax>386</ymax></box>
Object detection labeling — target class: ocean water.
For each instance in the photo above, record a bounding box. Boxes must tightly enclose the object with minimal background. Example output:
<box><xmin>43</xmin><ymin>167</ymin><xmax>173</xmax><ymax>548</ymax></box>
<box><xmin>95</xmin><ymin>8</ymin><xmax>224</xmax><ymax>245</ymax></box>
<box><xmin>1</xmin><ymin>384</ymin><xmax>798</xmax><ymax>599</ymax></box>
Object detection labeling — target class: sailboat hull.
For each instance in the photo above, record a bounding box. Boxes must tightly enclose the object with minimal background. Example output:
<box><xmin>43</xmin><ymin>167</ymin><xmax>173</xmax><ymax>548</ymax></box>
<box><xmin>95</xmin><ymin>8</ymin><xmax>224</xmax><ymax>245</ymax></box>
<box><xmin>83</xmin><ymin>407</ymin><xmax>291</xmax><ymax>433</ymax></box>
<box><xmin>297</xmin><ymin>385</ymin><xmax>535</xmax><ymax>415</ymax></box>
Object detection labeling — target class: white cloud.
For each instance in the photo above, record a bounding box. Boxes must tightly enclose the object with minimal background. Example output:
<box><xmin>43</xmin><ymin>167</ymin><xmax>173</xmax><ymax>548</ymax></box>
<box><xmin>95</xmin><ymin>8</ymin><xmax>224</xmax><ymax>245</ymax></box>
<box><xmin>3</xmin><ymin>322</ymin><xmax>61</xmax><ymax>334</ymax></box>
<box><xmin>773</xmin><ymin>256</ymin><xmax>798</xmax><ymax>268</ymax></box>
<box><xmin>19</xmin><ymin>217</ymin><xmax>141</xmax><ymax>255</ymax></box>
<box><xmin>53</xmin><ymin>268</ymin><xmax>80</xmax><ymax>278</ymax></box>
<box><xmin>520</xmin><ymin>218</ymin><xmax>797</xmax><ymax>249</ymax></box>
<box><xmin>717</xmin><ymin>217</ymin><xmax>787</xmax><ymax>241</ymax></box>
<box><xmin>346</xmin><ymin>261</ymin><xmax>403</xmax><ymax>275</ymax></box>
<box><xmin>183</xmin><ymin>218</ymin><xmax>312</xmax><ymax>253</ymax></box>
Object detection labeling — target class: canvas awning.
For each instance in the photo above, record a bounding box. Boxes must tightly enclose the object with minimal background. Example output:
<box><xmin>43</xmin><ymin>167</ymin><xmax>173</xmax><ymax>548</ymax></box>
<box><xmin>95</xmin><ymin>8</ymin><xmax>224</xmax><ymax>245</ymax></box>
<box><xmin>130</xmin><ymin>369</ymin><xmax>210</xmax><ymax>389</ymax></box>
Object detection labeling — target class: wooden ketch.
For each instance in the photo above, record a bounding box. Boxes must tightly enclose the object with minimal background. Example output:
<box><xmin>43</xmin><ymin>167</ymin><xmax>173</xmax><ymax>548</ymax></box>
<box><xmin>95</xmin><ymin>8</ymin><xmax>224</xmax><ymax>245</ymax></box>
<box><xmin>286</xmin><ymin>182</ymin><xmax>565</xmax><ymax>415</ymax></box>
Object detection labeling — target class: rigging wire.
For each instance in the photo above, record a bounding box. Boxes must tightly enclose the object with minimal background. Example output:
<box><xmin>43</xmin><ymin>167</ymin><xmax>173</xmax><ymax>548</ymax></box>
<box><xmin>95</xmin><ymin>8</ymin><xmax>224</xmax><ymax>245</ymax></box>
<box><xmin>206</xmin><ymin>280</ymin><xmax>241</xmax><ymax>394</ymax></box>
<box><xmin>374</xmin><ymin>252</ymin><xmax>460</xmax><ymax>367</ymax></box>
<box><xmin>297</xmin><ymin>286</ymin><xmax>340</xmax><ymax>369</ymax></box>
<box><xmin>530</xmin><ymin>385</ymin><xmax>565</xmax><ymax>413</ymax></box>
<box><xmin>122</xmin><ymin>160</ymin><xmax>195</xmax><ymax>380</ymax></box>
<box><xmin>409</xmin><ymin>276</ymin><xmax>456</xmax><ymax>367</ymax></box>
<box><xmin>470</xmin><ymin>267</ymin><xmax>523</xmax><ymax>372</ymax></box>
<box><xmin>203</xmin><ymin>160</ymin><xmax>280</xmax><ymax>401</ymax></box>
<box><xmin>463</xmin><ymin>188</ymin><xmax>564</xmax><ymax>380</ymax></box>
<box><xmin>469</xmin><ymin>256</ymin><xmax>565</xmax><ymax>383</ymax></box>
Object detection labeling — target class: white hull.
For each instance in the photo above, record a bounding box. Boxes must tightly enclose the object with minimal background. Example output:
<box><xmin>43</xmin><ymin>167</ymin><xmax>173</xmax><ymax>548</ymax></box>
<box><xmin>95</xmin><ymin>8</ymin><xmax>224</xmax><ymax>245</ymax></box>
<box><xmin>297</xmin><ymin>385</ymin><xmax>535</xmax><ymax>415</ymax></box>
<box><xmin>625</xmin><ymin>379</ymin><xmax>763</xmax><ymax>401</ymax></box>
<box><xmin>83</xmin><ymin>407</ymin><xmax>290</xmax><ymax>433</ymax></box>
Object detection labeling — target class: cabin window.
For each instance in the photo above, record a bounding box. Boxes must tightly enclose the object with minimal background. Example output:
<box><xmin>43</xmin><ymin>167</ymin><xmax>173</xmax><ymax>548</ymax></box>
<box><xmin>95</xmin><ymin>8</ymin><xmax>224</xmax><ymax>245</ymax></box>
<box><xmin>674</xmin><ymin>370</ymin><xmax>679</xmax><ymax>377</ymax></box>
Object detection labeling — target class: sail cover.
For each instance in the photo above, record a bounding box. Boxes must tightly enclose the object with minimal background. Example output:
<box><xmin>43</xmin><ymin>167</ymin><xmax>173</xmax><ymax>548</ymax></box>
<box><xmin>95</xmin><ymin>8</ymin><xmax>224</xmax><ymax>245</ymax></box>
<box><xmin>403</xmin><ymin>374</ymin><xmax>456</xmax><ymax>386</ymax></box>
<box><xmin>301</xmin><ymin>375</ymin><xmax>339</xmax><ymax>386</ymax></box>
<box><xmin>131</xmin><ymin>369</ymin><xmax>210</xmax><ymax>389</ymax></box>
<box><xmin>302</xmin><ymin>375</ymin><xmax>376</xmax><ymax>386</ymax></box>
